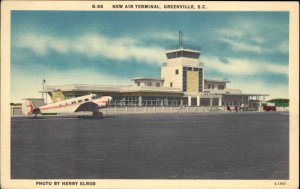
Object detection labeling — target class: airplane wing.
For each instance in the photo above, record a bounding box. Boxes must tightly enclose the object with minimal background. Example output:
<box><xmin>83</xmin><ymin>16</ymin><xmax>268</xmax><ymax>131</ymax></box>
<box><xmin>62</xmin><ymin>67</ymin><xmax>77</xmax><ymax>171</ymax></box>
<box><xmin>74</xmin><ymin>101</ymin><xmax>99</xmax><ymax>112</ymax></box>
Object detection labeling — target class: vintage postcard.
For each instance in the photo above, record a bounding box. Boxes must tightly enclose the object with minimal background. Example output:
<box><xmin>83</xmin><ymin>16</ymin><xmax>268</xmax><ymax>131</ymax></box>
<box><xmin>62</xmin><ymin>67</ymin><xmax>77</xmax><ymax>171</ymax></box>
<box><xmin>1</xmin><ymin>1</ymin><xmax>299</xmax><ymax>189</ymax></box>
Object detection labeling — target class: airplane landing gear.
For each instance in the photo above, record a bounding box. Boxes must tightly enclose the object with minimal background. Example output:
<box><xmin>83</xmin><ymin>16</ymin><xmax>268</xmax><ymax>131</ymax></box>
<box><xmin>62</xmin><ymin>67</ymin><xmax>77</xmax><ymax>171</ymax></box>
<box><xmin>92</xmin><ymin>111</ymin><xmax>103</xmax><ymax>119</ymax></box>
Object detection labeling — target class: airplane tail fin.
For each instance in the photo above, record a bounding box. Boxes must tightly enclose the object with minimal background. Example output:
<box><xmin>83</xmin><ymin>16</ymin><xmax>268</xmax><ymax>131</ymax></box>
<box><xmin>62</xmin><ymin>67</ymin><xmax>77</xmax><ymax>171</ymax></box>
<box><xmin>22</xmin><ymin>100</ymin><xmax>36</xmax><ymax>115</ymax></box>
<box><xmin>51</xmin><ymin>90</ymin><xmax>65</xmax><ymax>103</ymax></box>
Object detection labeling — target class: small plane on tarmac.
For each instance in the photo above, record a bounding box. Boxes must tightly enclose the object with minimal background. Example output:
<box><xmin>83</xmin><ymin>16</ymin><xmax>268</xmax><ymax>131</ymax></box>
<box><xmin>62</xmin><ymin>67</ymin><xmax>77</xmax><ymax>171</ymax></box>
<box><xmin>21</xmin><ymin>94</ymin><xmax>112</xmax><ymax>118</ymax></box>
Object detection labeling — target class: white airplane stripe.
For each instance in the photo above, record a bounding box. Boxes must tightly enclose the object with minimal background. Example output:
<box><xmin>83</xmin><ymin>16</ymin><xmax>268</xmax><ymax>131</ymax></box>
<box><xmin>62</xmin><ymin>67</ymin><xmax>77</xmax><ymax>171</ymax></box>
<box><xmin>39</xmin><ymin>102</ymin><xmax>83</xmax><ymax>110</ymax></box>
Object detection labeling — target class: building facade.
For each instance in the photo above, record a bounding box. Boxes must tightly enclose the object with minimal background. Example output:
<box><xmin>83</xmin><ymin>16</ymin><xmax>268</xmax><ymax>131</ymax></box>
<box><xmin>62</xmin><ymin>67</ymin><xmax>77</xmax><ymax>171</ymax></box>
<box><xmin>41</xmin><ymin>34</ymin><xmax>267</xmax><ymax>108</ymax></box>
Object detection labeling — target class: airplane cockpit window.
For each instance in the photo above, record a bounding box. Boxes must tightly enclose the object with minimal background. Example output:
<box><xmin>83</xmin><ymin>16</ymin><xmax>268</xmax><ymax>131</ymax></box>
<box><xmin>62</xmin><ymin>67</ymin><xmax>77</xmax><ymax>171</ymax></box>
<box><xmin>91</xmin><ymin>94</ymin><xmax>100</xmax><ymax>100</ymax></box>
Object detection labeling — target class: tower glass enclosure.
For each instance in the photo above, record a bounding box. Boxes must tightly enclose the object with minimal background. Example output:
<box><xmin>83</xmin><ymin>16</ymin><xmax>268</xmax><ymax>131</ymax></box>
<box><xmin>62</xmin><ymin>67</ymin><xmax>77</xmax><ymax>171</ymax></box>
<box><xmin>161</xmin><ymin>44</ymin><xmax>203</xmax><ymax>93</ymax></box>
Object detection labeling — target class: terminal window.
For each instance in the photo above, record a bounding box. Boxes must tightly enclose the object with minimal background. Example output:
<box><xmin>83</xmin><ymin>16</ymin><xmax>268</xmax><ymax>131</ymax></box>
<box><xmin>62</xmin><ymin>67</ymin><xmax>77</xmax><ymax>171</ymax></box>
<box><xmin>218</xmin><ymin>85</ymin><xmax>224</xmax><ymax>90</ymax></box>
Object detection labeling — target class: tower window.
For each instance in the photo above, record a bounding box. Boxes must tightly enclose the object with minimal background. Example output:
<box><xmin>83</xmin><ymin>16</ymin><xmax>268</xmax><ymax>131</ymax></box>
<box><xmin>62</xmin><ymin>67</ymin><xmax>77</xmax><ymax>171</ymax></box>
<box><xmin>170</xmin><ymin>82</ymin><xmax>173</xmax><ymax>87</ymax></box>
<box><xmin>175</xmin><ymin>69</ymin><xmax>179</xmax><ymax>75</ymax></box>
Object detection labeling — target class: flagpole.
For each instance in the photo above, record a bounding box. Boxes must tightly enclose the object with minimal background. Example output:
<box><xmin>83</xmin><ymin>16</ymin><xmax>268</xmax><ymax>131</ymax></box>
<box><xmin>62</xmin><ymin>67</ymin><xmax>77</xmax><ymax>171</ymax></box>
<box><xmin>42</xmin><ymin>79</ymin><xmax>46</xmax><ymax>104</ymax></box>
<box><xmin>42</xmin><ymin>79</ymin><xmax>44</xmax><ymax>101</ymax></box>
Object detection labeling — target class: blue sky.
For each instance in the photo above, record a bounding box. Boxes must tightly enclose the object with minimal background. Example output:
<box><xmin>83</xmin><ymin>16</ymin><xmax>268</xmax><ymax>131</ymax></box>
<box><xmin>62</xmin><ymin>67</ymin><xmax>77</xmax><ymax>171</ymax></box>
<box><xmin>11</xmin><ymin>11</ymin><xmax>289</xmax><ymax>102</ymax></box>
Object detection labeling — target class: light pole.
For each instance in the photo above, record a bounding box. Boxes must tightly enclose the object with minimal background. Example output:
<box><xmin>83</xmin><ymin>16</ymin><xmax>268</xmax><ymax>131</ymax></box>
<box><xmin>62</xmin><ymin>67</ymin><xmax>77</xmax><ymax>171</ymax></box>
<box><xmin>42</xmin><ymin>79</ymin><xmax>47</xmax><ymax>104</ymax></box>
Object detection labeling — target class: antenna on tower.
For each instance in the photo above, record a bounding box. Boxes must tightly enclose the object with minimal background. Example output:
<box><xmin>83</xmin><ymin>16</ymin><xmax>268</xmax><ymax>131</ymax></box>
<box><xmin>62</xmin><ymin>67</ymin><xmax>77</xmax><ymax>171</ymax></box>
<box><xmin>179</xmin><ymin>31</ymin><xmax>183</xmax><ymax>47</ymax></box>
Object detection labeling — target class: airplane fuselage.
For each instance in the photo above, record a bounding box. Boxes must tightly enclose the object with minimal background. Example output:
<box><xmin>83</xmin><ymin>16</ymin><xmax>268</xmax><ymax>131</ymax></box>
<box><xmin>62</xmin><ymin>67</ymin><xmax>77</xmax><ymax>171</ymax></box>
<box><xmin>22</xmin><ymin>94</ymin><xmax>112</xmax><ymax>116</ymax></box>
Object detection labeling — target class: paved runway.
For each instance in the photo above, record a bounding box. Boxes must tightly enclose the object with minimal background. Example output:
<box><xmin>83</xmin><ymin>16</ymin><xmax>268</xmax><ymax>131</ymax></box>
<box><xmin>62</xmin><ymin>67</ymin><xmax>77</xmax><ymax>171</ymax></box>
<box><xmin>11</xmin><ymin>112</ymin><xmax>289</xmax><ymax>179</ymax></box>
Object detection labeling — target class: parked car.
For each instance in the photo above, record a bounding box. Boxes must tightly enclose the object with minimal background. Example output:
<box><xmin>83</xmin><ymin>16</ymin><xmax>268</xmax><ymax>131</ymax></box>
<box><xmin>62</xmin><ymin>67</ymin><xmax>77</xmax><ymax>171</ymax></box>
<box><xmin>263</xmin><ymin>103</ymin><xmax>276</xmax><ymax>111</ymax></box>
<box><xmin>226</xmin><ymin>105</ymin><xmax>240</xmax><ymax>112</ymax></box>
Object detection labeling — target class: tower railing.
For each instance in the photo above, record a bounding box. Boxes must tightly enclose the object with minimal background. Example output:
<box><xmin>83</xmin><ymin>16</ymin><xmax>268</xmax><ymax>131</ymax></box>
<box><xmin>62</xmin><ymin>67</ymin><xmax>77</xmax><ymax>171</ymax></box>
<box><xmin>165</xmin><ymin>44</ymin><xmax>201</xmax><ymax>51</ymax></box>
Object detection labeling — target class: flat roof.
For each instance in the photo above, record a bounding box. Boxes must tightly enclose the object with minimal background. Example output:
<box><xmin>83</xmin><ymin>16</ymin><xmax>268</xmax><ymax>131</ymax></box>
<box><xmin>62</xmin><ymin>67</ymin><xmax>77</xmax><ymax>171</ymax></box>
<box><xmin>206</xmin><ymin>92</ymin><xmax>269</xmax><ymax>96</ymax></box>
<box><xmin>204</xmin><ymin>79</ymin><xmax>231</xmax><ymax>83</ymax></box>
<box><xmin>40</xmin><ymin>85</ymin><xmax>268</xmax><ymax>97</ymax></box>
<box><xmin>22</xmin><ymin>98</ymin><xmax>44</xmax><ymax>100</ymax></box>
<box><xmin>130</xmin><ymin>77</ymin><xmax>164</xmax><ymax>81</ymax></box>
<box><xmin>165</xmin><ymin>45</ymin><xmax>201</xmax><ymax>52</ymax></box>
<box><xmin>40</xmin><ymin>84</ymin><xmax>182</xmax><ymax>94</ymax></box>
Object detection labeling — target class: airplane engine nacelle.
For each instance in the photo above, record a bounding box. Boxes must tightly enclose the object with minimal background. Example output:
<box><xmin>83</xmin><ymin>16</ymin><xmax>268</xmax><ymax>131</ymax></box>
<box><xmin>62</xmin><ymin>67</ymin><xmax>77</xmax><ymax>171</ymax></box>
<box><xmin>22</xmin><ymin>100</ymin><xmax>35</xmax><ymax>115</ymax></box>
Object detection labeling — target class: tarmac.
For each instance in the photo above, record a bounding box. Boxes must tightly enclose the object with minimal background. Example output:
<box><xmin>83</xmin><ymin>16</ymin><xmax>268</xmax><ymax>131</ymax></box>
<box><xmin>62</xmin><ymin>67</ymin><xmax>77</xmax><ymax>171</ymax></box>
<box><xmin>11</xmin><ymin>112</ymin><xmax>289</xmax><ymax>179</ymax></box>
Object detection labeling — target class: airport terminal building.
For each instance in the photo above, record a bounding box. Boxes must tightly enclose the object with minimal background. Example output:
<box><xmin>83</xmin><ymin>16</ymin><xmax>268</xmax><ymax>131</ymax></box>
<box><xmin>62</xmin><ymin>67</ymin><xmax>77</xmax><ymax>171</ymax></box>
<box><xmin>40</xmin><ymin>37</ymin><xmax>267</xmax><ymax>108</ymax></box>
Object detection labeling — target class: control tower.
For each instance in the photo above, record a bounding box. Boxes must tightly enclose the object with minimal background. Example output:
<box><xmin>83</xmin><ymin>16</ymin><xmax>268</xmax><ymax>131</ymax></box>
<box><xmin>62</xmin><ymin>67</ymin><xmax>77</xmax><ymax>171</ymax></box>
<box><xmin>161</xmin><ymin>31</ymin><xmax>204</xmax><ymax>93</ymax></box>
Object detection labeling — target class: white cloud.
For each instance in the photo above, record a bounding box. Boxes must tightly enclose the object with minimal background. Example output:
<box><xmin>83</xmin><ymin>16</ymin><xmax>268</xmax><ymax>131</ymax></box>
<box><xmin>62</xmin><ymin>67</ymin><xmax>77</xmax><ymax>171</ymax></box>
<box><xmin>228</xmin><ymin>79</ymin><xmax>288</xmax><ymax>100</ymax></box>
<box><xmin>216</xmin><ymin>28</ymin><xmax>266</xmax><ymax>44</ymax></box>
<box><xmin>215</xmin><ymin>27</ymin><xmax>271</xmax><ymax>54</ymax></box>
<box><xmin>146</xmin><ymin>31</ymin><xmax>179</xmax><ymax>41</ymax></box>
<box><xmin>11</xmin><ymin>61</ymin><xmax>289</xmax><ymax>103</ymax></box>
<box><xmin>49</xmin><ymin>68</ymin><xmax>131</xmax><ymax>86</ymax></box>
<box><xmin>202</xmin><ymin>56</ymin><xmax>288</xmax><ymax>76</ymax></box>
<box><xmin>202</xmin><ymin>55</ymin><xmax>289</xmax><ymax>99</ymax></box>
<box><xmin>215</xmin><ymin>23</ymin><xmax>288</xmax><ymax>55</ymax></box>
<box><xmin>14</xmin><ymin>33</ymin><xmax>165</xmax><ymax>64</ymax></box>
<box><xmin>216</xmin><ymin>28</ymin><xmax>244</xmax><ymax>38</ymax></box>
<box><xmin>251</xmin><ymin>36</ymin><xmax>265</xmax><ymax>44</ymax></box>
<box><xmin>217</xmin><ymin>38</ymin><xmax>270</xmax><ymax>54</ymax></box>
<box><xmin>277</xmin><ymin>41</ymin><xmax>289</xmax><ymax>54</ymax></box>
<box><xmin>11</xmin><ymin>67</ymin><xmax>131</xmax><ymax>103</ymax></box>
<box><xmin>14</xmin><ymin>34</ymin><xmax>47</xmax><ymax>55</ymax></box>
